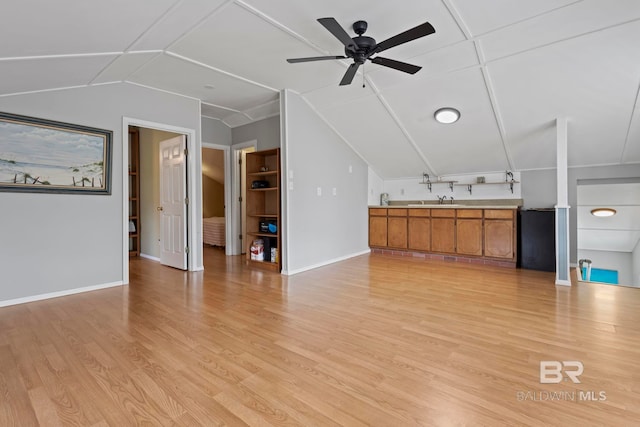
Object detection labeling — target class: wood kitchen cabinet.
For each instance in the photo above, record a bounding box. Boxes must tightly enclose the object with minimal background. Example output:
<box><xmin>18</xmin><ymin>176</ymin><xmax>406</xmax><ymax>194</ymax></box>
<box><xmin>387</xmin><ymin>209</ymin><xmax>408</xmax><ymax>249</ymax></box>
<box><xmin>369</xmin><ymin>208</ymin><xmax>388</xmax><ymax>247</ymax></box>
<box><xmin>431</xmin><ymin>209</ymin><xmax>456</xmax><ymax>254</ymax></box>
<box><xmin>408</xmin><ymin>209</ymin><xmax>430</xmax><ymax>251</ymax></box>
<box><xmin>368</xmin><ymin>207</ymin><xmax>517</xmax><ymax>265</ymax></box>
<box><xmin>456</xmin><ymin>209</ymin><xmax>483</xmax><ymax>256</ymax></box>
<box><xmin>484</xmin><ymin>209</ymin><xmax>515</xmax><ymax>260</ymax></box>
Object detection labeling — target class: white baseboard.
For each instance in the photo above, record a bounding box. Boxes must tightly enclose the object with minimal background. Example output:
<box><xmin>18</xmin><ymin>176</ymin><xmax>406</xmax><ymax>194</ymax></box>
<box><xmin>282</xmin><ymin>249</ymin><xmax>371</xmax><ymax>276</ymax></box>
<box><xmin>555</xmin><ymin>279</ymin><xmax>572</xmax><ymax>286</ymax></box>
<box><xmin>0</xmin><ymin>281</ymin><xmax>124</xmax><ymax>308</ymax></box>
<box><xmin>140</xmin><ymin>253</ymin><xmax>160</xmax><ymax>262</ymax></box>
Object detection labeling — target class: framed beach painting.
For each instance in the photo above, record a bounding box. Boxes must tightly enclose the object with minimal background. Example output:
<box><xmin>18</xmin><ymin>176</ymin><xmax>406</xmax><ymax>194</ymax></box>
<box><xmin>0</xmin><ymin>112</ymin><xmax>112</xmax><ymax>195</ymax></box>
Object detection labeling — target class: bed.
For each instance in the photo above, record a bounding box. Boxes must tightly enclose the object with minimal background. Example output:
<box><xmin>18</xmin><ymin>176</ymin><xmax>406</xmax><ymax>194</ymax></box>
<box><xmin>203</xmin><ymin>216</ymin><xmax>225</xmax><ymax>247</ymax></box>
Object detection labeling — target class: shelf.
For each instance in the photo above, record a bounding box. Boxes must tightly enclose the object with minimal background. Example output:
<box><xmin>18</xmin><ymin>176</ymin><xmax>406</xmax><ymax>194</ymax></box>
<box><xmin>248</xmin><ymin>231</ymin><xmax>279</xmax><ymax>238</ymax></box>
<box><xmin>419</xmin><ymin>180</ymin><xmax>458</xmax><ymax>192</ymax></box>
<box><xmin>455</xmin><ymin>180</ymin><xmax>520</xmax><ymax>195</ymax></box>
<box><xmin>245</xmin><ymin>148</ymin><xmax>281</xmax><ymax>272</ymax></box>
<box><xmin>249</xmin><ymin>187</ymin><xmax>278</xmax><ymax>191</ymax></box>
<box><xmin>248</xmin><ymin>171</ymin><xmax>277</xmax><ymax>177</ymax></box>
<box><xmin>247</xmin><ymin>259</ymin><xmax>280</xmax><ymax>271</ymax></box>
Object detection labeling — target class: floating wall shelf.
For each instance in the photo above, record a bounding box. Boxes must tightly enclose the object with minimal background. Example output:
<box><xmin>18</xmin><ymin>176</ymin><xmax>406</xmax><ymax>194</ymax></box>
<box><xmin>419</xmin><ymin>173</ymin><xmax>458</xmax><ymax>192</ymax></box>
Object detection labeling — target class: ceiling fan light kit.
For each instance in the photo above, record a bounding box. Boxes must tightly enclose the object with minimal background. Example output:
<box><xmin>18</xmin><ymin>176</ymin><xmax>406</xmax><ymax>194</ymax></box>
<box><xmin>434</xmin><ymin>107</ymin><xmax>460</xmax><ymax>124</ymax></box>
<box><xmin>287</xmin><ymin>17</ymin><xmax>435</xmax><ymax>86</ymax></box>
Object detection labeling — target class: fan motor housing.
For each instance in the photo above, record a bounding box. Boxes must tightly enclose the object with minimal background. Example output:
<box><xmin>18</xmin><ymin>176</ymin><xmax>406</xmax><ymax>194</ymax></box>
<box><xmin>345</xmin><ymin>36</ymin><xmax>376</xmax><ymax>59</ymax></box>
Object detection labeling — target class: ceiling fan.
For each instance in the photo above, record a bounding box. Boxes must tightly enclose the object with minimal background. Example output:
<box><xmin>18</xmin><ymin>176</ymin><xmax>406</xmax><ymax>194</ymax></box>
<box><xmin>287</xmin><ymin>18</ymin><xmax>435</xmax><ymax>86</ymax></box>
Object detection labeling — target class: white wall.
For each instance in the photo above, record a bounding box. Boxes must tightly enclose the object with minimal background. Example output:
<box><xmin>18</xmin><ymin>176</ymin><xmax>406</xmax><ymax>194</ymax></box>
<box><xmin>232</xmin><ymin>116</ymin><xmax>280</xmax><ymax>150</ymax></box>
<box><xmin>368</xmin><ymin>167</ymin><xmax>384</xmax><ymax>205</ymax></box>
<box><xmin>578</xmin><ymin>249</ymin><xmax>633</xmax><ymax>285</ymax></box>
<box><xmin>0</xmin><ymin>83</ymin><xmax>201</xmax><ymax>304</ymax></box>
<box><xmin>201</xmin><ymin>116</ymin><xmax>231</xmax><ymax>146</ymax></box>
<box><xmin>282</xmin><ymin>90</ymin><xmax>369</xmax><ymax>274</ymax></box>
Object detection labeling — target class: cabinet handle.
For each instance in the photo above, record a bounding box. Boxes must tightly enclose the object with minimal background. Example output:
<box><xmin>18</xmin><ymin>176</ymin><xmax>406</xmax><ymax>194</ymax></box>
<box><xmin>157</xmin><ymin>206</ymin><xmax>163</xmax><ymax>211</ymax></box>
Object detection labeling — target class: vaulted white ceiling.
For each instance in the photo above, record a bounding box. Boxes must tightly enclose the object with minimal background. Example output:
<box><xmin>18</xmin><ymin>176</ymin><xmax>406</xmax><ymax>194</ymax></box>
<box><xmin>2</xmin><ymin>0</ymin><xmax>640</xmax><ymax>179</ymax></box>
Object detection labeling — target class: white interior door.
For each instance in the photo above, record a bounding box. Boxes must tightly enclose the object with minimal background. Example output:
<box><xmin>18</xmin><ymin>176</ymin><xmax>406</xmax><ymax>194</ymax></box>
<box><xmin>159</xmin><ymin>135</ymin><xmax>187</xmax><ymax>270</ymax></box>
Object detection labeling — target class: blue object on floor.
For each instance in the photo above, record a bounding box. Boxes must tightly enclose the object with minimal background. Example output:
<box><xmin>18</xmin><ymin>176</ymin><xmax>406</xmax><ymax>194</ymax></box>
<box><xmin>586</xmin><ymin>268</ymin><xmax>619</xmax><ymax>285</ymax></box>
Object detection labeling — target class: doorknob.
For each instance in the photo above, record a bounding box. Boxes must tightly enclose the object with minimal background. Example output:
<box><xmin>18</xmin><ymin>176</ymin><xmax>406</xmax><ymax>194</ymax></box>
<box><xmin>157</xmin><ymin>206</ymin><xmax>163</xmax><ymax>211</ymax></box>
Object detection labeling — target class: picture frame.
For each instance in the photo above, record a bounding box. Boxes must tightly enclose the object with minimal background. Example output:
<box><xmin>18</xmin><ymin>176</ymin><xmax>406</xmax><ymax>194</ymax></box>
<box><xmin>0</xmin><ymin>112</ymin><xmax>112</xmax><ymax>195</ymax></box>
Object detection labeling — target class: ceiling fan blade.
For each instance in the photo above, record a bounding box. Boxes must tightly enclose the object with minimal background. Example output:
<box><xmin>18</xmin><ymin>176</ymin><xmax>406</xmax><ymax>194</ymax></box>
<box><xmin>374</xmin><ymin>22</ymin><xmax>435</xmax><ymax>54</ymax></box>
<box><xmin>287</xmin><ymin>56</ymin><xmax>347</xmax><ymax>63</ymax></box>
<box><xmin>339</xmin><ymin>63</ymin><xmax>361</xmax><ymax>86</ymax></box>
<box><xmin>318</xmin><ymin>17</ymin><xmax>358</xmax><ymax>52</ymax></box>
<box><xmin>370</xmin><ymin>57</ymin><xmax>422</xmax><ymax>74</ymax></box>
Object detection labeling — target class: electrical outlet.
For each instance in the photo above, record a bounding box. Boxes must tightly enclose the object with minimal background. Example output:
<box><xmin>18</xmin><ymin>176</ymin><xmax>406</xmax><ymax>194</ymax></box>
<box><xmin>289</xmin><ymin>181</ymin><xmax>294</xmax><ymax>190</ymax></box>
<box><xmin>349</xmin><ymin>165</ymin><xmax>353</xmax><ymax>173</ymax></box>
<box><xmin>401</xmin><ymin>188</ymin><xmax>405</xmax><ymax>195</ymax></box>
<box><xmin>332</xmin><ymin>187</ymin><xmax>337</xmax><ymax>196</ymax></box>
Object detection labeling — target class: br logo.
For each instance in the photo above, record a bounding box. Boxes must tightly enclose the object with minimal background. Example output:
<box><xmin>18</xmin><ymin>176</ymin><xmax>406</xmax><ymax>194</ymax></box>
<box><xmin>540</xmin><ymin>361</ymin><xmax>584</xmax><ymax>384</ymax></box>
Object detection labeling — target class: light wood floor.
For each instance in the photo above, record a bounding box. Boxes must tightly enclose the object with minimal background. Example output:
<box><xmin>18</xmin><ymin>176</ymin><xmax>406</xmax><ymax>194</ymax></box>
<box><xmin>1</xmin><ymin>248</ymin><xmax>639</xmax><ymax>426</ymax></box>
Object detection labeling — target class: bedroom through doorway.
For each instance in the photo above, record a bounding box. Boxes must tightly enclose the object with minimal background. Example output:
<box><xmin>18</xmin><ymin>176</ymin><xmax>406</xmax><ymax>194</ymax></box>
<box><xmin>202</xmin><ymin>146</ymin><xmax>227</xmax><ymax>259</ymax></box>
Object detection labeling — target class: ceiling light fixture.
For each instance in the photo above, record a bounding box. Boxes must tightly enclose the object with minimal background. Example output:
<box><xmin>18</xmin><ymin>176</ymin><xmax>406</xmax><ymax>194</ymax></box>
<box><xmin>434</xmin><ymin>107</ymin><xmax>460</xmax><ymax>124</ymax></box>
<box><xmin>590</xmin><ymin>208</ymin><xmax>616</xmax><ymax>217</ymax></box>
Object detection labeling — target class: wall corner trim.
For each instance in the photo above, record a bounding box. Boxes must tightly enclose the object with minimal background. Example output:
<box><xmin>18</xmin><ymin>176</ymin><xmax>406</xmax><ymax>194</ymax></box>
<box><xmin>0</xmin><ymin>281</ymin><xmax>125</xmax><ymax>308</ymax></box>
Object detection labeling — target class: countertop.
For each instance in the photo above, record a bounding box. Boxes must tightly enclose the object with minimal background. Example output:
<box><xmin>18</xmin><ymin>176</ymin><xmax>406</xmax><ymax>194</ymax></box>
<box><xmin>370</xmin><ymin>205</ymin><xmax>520</xmax><ymax>209</ymax></box>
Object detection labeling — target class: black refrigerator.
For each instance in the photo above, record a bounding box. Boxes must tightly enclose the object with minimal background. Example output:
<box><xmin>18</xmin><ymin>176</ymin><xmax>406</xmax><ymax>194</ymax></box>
<box><xmin>518</xmin><ymin>209</ymin><xmax>556</xmax><ymax>272</ymax></box>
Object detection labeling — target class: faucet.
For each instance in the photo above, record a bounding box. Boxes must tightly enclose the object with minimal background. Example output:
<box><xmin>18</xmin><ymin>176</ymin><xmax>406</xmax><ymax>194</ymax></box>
<box><xmin>449</xmin><ymin>196</ymin><xmax>455</xmax><ymax>205</ymax></box>
<box><xmin>437</xmin><ymin>195</ymin><xmax>447</xmax><ymax>204</ymax></box>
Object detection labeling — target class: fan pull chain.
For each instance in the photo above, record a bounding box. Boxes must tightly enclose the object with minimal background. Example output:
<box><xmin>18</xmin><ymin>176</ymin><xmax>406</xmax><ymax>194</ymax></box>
<box><xmin>362</xmin><ymin>63</ymin><xmax>366</xmax><ymax>88</ymax></box>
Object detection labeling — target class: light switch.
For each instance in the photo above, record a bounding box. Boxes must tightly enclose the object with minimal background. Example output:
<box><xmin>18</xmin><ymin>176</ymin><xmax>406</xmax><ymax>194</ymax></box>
<box><xmin>317</xmin><ymin>187</ymin><xmax>322</xmax><ymax>196</ymax></box>
<box><xmin>289</xmin><ymin>181</ymin><xmax>294</xmax><ymax>190</ymax></box>
<box><xmin>332</xmin><ymin>187</ymin><xmax>337</xmax><ymax>196</ymax></box>
<box><xmin>349</xmin><ymin>165</ymin><xmax>353</xmax><ymax>174</ymax></box>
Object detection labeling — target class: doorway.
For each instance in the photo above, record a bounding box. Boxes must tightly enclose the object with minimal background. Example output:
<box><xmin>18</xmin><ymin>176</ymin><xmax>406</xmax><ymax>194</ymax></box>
<box><xmin>576</xmin><ymin>180</ymin><xmax>640</xmax><ymax>287</ymax></box>
<box><xmin>122</xmin><ymin>117</ymin><xmax>199</xmax><ymax>285</ymax></box>
<box><xmin>201</xmin><ymin>144</ymin><xmax>231</xmax><ymax>263</ymax></box>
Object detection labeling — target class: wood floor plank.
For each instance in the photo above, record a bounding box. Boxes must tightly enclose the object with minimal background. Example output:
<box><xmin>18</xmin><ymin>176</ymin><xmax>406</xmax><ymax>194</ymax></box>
<box><xmin>1</xmin><ymin>247</ymin><xmax>639</xmax><ymax>425</ymax></box>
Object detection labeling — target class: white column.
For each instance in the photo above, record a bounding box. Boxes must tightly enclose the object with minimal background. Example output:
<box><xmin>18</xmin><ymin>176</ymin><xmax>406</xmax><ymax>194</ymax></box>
<box><xmin>555</xmin><ymin>117</ymin><xmax>571</xmax><ymax>286</ymax></box>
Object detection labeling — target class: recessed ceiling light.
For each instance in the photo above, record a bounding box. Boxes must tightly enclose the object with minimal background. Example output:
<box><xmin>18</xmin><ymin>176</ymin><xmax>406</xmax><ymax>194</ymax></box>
<box><xmin>590</xmin><ymin>208</ymin><xmax>616</xmax><ymax>217</ymax></box>
<box><xmin>434</xmin><ymin>107</ymin><xmax>460</xmax><ymax>124</ymax></box>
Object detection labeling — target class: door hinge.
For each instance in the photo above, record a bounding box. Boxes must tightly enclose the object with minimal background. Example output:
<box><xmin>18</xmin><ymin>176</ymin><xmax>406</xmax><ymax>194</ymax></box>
<box><xmin>238</xmin><ymin>158</ymin><xmax>242</xmax><ymax>165</ymax></box>
<box><xmin>185</xmin><ymin>246</ymin><xmax>190</xmax><ymax>254</ymax></box>
<box><xmin>184</xmin><ymin>148</ymin><xmax>189</xmax><ymax>156</ymax></box>
<box><xmin>238</xmin><ymin>196</ymin><xmax>242</xmax><ymax>202</ymax></box>
<box><xmin>185</xmin><ymin>197</ymin><xmax>189</xmax><ymax>205</ymax></box>
<box><xmin>239</xmin><ymin>234</ymin><xmax>243</xmax><ymax>240</ymax></box>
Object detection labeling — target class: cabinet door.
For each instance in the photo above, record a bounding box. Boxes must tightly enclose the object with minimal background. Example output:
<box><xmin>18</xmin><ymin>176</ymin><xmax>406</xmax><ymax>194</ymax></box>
<box><xmin>456</xmin><ymin>219</ymin><xmax>483</xmax><ymax>256</ymax></box>
<box><xmin>485</xmin><ymin>220</ymin><xmax>514</xmax><ymax>259</ymax></box>
<box><xmin>431</xmin><ymin>218</ymin><xmax>455</xmax><ymax>253</ymax></box>
<box><xmin>408</xmin><ymin>217</ymin><xmax>431</xmax><ymax>251</ymax></box>
<box><xmin>387</xmin><ymin>217</ymin><xmax>408</xmax><ymax>249</ymax></box>
<box><xmin>369</xmin><ymin>216</ymin><xmax>388</xmax><ymax>247</ymax></box>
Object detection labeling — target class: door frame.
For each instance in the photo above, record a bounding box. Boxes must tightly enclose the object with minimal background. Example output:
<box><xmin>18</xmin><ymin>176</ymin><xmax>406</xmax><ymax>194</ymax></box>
<box><xmin>231</xmin><ymin>140</ymin><xmax>257</xmax><ymax>255</ymax></box>
<box><xmin>202</xmin><ymin>142</ymin><xmax>232</xmax><ymax>255</ymax></box>
<box><xmin>122</xmin><ymin>117</ymin><xmax>199</xmax><ymax>285</ymax></box>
